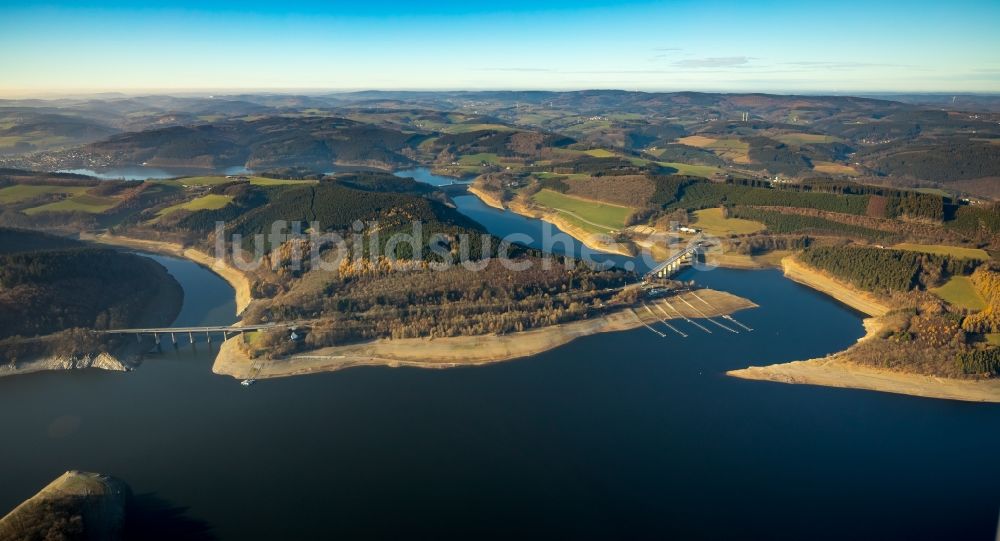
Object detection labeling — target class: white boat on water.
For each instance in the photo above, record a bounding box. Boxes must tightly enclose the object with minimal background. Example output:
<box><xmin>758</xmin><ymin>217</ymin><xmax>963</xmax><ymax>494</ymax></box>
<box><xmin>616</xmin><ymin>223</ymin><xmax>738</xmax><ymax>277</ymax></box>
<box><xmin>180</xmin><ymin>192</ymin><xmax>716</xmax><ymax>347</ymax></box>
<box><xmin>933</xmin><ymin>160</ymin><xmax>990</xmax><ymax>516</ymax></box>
<box><xmin>240</xmin><ymin>379</ymin><xmax>256</xmax><ymax>387</ymax></box>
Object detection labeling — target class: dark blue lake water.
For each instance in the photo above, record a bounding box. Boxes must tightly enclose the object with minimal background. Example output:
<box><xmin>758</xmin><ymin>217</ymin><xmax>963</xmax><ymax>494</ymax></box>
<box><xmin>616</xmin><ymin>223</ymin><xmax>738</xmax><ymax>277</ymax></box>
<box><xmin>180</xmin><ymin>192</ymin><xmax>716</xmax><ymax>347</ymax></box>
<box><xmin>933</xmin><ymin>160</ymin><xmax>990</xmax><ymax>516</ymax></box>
<box><xmin>0</xmin><ymin>170</ymin><xmax>997</xmax><ymax>540</ymax></box>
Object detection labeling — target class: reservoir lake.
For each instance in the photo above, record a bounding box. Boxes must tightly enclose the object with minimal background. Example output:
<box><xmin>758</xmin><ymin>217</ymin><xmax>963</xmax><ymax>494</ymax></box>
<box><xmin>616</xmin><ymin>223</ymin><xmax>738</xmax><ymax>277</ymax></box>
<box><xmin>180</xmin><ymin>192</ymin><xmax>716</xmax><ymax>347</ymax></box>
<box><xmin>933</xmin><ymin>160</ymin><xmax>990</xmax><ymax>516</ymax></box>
<box><xmin>0</xmin><ymin>169</ymin><xmax>997</xmax><ymax>540</ymax></box>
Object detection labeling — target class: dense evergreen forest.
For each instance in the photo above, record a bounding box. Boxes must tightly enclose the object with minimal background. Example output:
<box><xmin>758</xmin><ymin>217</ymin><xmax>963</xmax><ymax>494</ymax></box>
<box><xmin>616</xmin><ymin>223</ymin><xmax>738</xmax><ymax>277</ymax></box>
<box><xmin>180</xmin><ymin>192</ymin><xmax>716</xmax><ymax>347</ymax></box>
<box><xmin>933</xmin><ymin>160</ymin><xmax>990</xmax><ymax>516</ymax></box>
<box><xmin>0</xmin><ymin>228</ymin><xmax>180</xmax><ymax>340</ymax></box>
<box><xmin>223</xmin><ymin>182</ymin><xmax>493</xmax><ymax>259</ymax></box>
<box><xmin>863</xmin><ymin>140</ymin><xmax>1000</xmax><ymax>182</ymax></box>
<box><xmin>945</xmin><ymin>203</ymin><xmax>1000</xmax><ymax>238</ymax></box>
<box><xmin>798</xmin><ymin>245</ymin><xmax>979</xmax><ymax>294</ymax></box>
<box><xmin>729</xmin><ymin>208</ymin><xmax>897</xmax><ymax>242</ymax></box>
<box><xmin>957</xmin><ymin>349</ymin><xmax>1000</xmax><ymax>376</ymax></box>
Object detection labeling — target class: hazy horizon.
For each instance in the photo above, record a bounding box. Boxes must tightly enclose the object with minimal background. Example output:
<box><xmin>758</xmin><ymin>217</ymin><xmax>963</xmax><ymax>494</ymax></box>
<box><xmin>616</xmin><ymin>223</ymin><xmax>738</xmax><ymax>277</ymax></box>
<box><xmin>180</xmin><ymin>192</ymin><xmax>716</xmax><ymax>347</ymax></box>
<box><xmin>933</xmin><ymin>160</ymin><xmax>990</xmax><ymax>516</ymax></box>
<box><xmin>2</xmin><ymin>88</ymin><xmax>1000</xmax><ymax>101</ymax></box>
<box><xmin>3</xmin><ymin>0</ymin><xmax>999</xmax><ymax>96</ymax></box>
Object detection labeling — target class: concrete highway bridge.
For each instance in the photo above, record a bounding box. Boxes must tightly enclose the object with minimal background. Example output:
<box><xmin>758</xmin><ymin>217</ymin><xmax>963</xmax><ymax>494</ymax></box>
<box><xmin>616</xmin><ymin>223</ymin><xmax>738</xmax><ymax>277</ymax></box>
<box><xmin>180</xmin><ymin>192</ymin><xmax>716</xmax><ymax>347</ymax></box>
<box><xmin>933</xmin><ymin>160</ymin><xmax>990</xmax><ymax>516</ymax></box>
<box><xmin>100</xmin><ymin>322</ymin><xmax>300</xmax><ymax>345</ymax></box>
<box><xmin>644</xmin><ymin>242</ymin><xmax>703</xmax><ymax>280</ymax></box>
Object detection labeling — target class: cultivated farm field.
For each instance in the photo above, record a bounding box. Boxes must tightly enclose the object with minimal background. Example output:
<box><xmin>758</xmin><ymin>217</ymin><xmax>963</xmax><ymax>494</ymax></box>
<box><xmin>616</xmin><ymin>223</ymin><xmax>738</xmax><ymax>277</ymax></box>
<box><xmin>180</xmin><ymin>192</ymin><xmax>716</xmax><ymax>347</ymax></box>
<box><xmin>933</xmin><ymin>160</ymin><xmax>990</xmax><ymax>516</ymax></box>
<box><xmin>531</xmin><ymin>189</ymin><xmax>631</xmax><ymax>233</ymax></box>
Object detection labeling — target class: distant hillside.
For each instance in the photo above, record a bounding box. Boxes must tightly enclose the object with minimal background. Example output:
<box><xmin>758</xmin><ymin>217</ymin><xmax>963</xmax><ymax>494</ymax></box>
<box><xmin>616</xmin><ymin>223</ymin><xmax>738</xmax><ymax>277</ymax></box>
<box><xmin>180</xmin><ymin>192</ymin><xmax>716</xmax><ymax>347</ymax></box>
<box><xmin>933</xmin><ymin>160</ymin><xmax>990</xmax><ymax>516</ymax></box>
<box><xmin>45</xmin><ymin>116</ymin><xmax>423</xmax><ymax>170</ymax></box>
<box><xmin>0</xmin><ymin>110</ymin><xmax>119</xmax><ymax>154</ymax></box>
<box><xmin>1</xmin><ymin>90</ymin><xmax>997</xmax><ymax>198</ymax></box>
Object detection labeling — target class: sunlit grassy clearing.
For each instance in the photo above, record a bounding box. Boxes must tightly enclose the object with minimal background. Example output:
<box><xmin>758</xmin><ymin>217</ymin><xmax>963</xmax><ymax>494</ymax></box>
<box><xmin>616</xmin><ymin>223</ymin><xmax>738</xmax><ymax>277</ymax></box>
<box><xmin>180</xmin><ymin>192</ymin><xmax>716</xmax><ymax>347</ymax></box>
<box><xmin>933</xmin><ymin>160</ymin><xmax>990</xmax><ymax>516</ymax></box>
<box><xmin>674</xmin><ymin>136</ymin><xmax>750</xmax><ymax>164</ymax></box>
<box><xmin>628</xmin><ymin>157</ymin><xmax>723</xmax><ymax>178</ymax></box>
<box><xmin>773</xmin><ymin>133</ymin><xmax>841</xmax><ymax>145</ymax></box>
<box><xmin>692</xmin><ymin>207</ymin><xmax>765</xmax><ymax>235</ymax></box>
<box><xmin>676</xmin><ymin>135</ymin><xmax>716</xmax><ymax>147</ymax></box>
<box><xmin>893</xmin><ymin>243</ymin><xmax>990</xmax><ymax>261</ymax></box>
<box><xmin>440</xmin><ymin>123</ymin><xmax>516</xmax><ymax>134</ymax></box>
<box><xmin>534</xmin><ymin>172</ymin><xmax>591</xmax><ymax>181</ymax></box>
<box><xmin>457</xmin><ymin>153</ymin><xmax>501</xmax><ymax>165</ymax></box>
<box><xmin>930</xmin><ymin>276</ymin><xmax>987</xmax><ymax>311</ymax></box>
<box><xmin>812</xmin><ymin>161</ymin><xmax>858</xmax><ymax>175</ymax></box>
<box><xmin>0</xmin><ymin>184</ymin><xmax>90</xmax><ymax>203</ymax></box>
<box><xmin>24</xmin><ymin>194</ymin><xmax>119</xmax><ymax>215</ymax></box>
<box><xmin>531</xmin><ymin>189</ymin><xmax>631</xmax><ymax>234</ymax></box>
<box><xmin>174</xmin><ymin>176</ymin><xmax>317</xmax><ymax>186</ymax></box>
<box><xmin>583</xmin><ymin>148</ymin><xmax>616</xmax><ymax>158</ymax></box>
<box><xmin>153</xmin><ymin>194</ymin><xmax>233</xmax><ymax>222</ymax></box>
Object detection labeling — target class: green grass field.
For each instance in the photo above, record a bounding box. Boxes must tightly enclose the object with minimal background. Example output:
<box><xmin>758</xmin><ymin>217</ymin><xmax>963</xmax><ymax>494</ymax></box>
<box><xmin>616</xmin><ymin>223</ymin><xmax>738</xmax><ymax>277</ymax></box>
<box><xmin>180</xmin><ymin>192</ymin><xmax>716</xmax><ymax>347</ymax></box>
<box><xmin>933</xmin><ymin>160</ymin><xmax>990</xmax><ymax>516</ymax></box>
<box><xmin>153</xmin><ymin>194</ymin><xmax>233</xmax><ymax>222</ymax></box>
<box><xmin>654</xmin><ymin>161</ymin><xmax>724</xmax><ymax>178</ymax></box>
<box><xmin>0</xmin><ymin>184</ymin><xmax>90</xmax><ymax>203</ymax></box>
<box><xmin>692</xmin><ymin>207</ymin><xmax>766</xmax><ymax>235</ymax></box>
<box><xmin>676</xmin><ymin>136</ymin><xmax>750</xmax><ymax>163</ymax></box>
<box><xmin>812</xmin><ymin>161</ymin><xmax>859</xmax><ymax>175</ymax></box>
<box><xmin>534</xmin><ymin>172</ymin><xmax>591</xmax><ymax>181</ymax></box>
<box><xmin>583</xmin><ymin>148</ymin><xmax>616</xmax><ymax>158</ymax></box>
<box><xmin>531</xmin><ymin>189</ymin><xmax>631</xmax><ymax>234</ymax></box>
<box><xmin>893</xmin><ymin>243</ymin><xmax>990</xmax><ymax>261</ymax></box>
<box><xmin>773</xmin><ymin>133</ymin><xmax>841</xmax><ymax>145</ymax></box>
<box><xmin>930</xmin><ymin>276</ymin><xmax>987</xmax><ymax>311</ymax></box>
<box><xmin>440</xmin><ymin>123</ymin><xmax>516</xmax><ymax>134</ymax></box>
<box><xmin>24</xmin><ymin>193</ymin><xmax>119</xmax><ymax>215</ymax></box>
<box><xmin>457</xmin><ymin>153</ymin><xmax>501</xmax><ymax>166</ymax></box>
<box><xmin>911</xmin><ymin>187</ymin><xmax>953</xmax><ymax>197</ymax></box>
<box><xmin>173</xmin><ymin>176</ymin><xmax>318</xmax><ymax>186</ymax></box>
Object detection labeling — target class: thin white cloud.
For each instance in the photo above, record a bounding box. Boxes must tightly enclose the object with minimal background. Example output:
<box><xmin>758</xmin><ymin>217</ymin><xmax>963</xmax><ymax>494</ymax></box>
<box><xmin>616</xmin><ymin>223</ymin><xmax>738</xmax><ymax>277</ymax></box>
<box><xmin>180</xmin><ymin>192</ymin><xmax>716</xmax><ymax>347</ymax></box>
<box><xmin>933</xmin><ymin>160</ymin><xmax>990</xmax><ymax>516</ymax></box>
<box><xmin>674</xmin><ymin>56</ymin><xmax>752</xmax><ymax>68</ymax></box>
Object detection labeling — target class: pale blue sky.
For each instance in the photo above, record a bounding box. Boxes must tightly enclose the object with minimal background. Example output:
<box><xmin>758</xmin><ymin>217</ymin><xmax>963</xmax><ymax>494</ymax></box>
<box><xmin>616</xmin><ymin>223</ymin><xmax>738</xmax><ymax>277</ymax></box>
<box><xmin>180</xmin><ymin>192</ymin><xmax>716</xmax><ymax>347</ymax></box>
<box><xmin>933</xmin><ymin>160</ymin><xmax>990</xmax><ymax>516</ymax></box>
<box><xmin>1</xmin><ymin>0</ymin><xmax>998</xmax><ymax>95</ymax></box>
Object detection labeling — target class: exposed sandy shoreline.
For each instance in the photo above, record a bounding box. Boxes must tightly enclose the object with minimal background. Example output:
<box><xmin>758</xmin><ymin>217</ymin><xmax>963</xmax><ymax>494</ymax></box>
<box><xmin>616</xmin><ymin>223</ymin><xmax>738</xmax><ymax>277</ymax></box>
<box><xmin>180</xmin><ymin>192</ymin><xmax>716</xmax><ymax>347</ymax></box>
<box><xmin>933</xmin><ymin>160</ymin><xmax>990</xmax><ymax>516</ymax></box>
<box><xmin>213</xmin><ymin>289</ymin><xmax>757</xmax><ymax>379</ymax></box>
<box><xmin>83</xmin><ymin>233</ymin><xmax>254</xmax><ymax>315</ymax></box>
<box><xmin>72</xmin><ymin>218</ymin><xmax>998</xmax><ymax>402</ymax></box>
<box><xmin>466</xmin><ymin>185</ymin><xmax>505</xmax><ymax>210</ymax></box>
<box><xmin>779</xmin><ymin>255</ymin><xmax>890</xmax><ymax>317</ymax></box>
<box><xmin>729</xmin><ymin>355</ymin><xmax>1000</xmax><ymax>402</ymax></box>
<box><xmin>727</xmin><ymin>256</ymin><xmax>1000</xmax><ymax>403</ymax></box>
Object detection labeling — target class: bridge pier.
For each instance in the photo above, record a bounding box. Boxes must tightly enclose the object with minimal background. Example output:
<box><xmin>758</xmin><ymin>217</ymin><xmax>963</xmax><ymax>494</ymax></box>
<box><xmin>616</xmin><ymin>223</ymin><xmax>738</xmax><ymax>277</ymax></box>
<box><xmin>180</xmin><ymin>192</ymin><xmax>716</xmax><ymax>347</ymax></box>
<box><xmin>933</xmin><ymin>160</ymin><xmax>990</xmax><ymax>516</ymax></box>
<box><xmin>206</xmin><ymin>332</ymin><xmax>211</xmax><ymax>344</ymax></box>
<box><xmin>188</xmin><ymin>331</ymin><xmax>194</xmax><ymax>344</ymax></box>
<box><xmin>135</xmin><ymin>333</ymin><xmax>141</xmax><ymax>344</ymax></box>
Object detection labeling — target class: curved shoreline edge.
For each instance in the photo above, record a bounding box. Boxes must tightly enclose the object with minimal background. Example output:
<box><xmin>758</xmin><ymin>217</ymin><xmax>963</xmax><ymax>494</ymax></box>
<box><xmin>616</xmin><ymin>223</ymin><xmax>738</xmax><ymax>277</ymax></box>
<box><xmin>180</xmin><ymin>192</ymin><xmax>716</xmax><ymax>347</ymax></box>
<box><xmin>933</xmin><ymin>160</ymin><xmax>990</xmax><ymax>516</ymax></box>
<box><xmin>727</xmin><ymin>256</ymin><xmax>1000</xmax><ymax>403</ymax></box>
<box><xmin>0</xmin><ymin>471</ymin><xmax>130</xmax><ymax>540</ymax></box>
<box><xmin>83</xmin><ymin>233</ymin><xmax>254</xmax><ymax>315</ymax></box>
<box><xmin>213</xmin><ymin>289</ymin><xmax>757</xmax><ymax>380</ymax></box>
<box><xmin>0</xmin><ymin>254</ymin><xmax>183</xmax><ymax>379</ymax></box>
<box><xmin>83</xmin><ymin>230</ymin><xmax>759</xmax><ymax>382</ymax></box>
<box><xmin>460</xmin><ymin>184</ymin><xmax>999</xmax><ymax>403</ymax></box>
